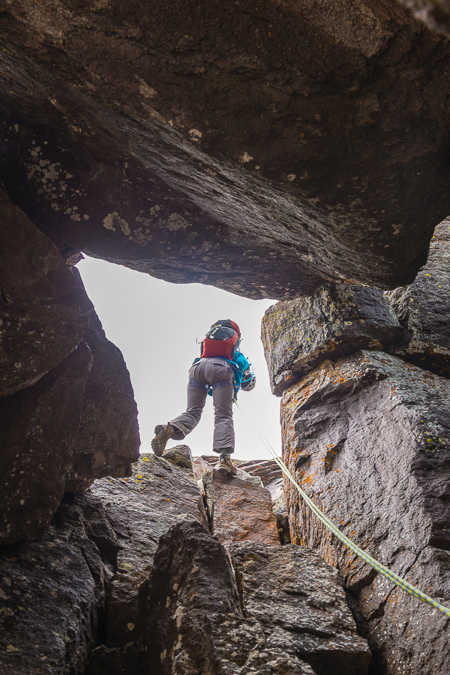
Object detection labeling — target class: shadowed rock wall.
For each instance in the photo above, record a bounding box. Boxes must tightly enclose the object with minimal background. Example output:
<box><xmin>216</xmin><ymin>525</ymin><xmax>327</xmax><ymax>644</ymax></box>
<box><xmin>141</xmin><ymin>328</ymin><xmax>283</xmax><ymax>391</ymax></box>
<box><xmin>0</xmin><ymin>451</ymin><xmax>369</xmax><ymax>675</ymax></box>
<box><xmin>0</xmin><ymin>193</ymin><xmax>139</xmax><ymax>545</ymax></box>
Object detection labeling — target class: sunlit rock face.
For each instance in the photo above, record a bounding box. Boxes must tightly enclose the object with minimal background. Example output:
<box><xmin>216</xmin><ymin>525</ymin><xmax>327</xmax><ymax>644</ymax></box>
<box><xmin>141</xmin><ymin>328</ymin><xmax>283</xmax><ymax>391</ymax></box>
<box><xmin>1</xmin><ymin>2</ymin><xmax>450</xmax><ymax>297</ymax></box>
<box><xmin>203</xmin><ymin>467</ymin><xmax>281</xmax><ymax>552</ymax></box>
<box><xmin>0</xmin><ymin>193</ymin><xmax>139</xmax><ymax>545</ymax></box>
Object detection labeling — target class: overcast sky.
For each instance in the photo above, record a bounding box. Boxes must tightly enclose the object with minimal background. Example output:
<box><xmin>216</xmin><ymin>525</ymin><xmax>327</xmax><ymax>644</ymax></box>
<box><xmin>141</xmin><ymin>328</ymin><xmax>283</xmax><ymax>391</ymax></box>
<box><xmin>78</xmin><ymin>256</ymin><xmax>281</xmax><ymax>461</ymax></box>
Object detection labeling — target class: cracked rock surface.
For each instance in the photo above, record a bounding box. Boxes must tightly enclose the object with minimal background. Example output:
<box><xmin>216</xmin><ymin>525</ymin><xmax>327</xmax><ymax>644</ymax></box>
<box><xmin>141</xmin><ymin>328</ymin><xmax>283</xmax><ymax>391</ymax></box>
<box><xmin>0</xmin><ymin>495</ymin><xmax>107</xmax><ymax>675</ymax></box>
<box><xmin>144</xmin><ymin>520</ymin><xmax>367</xmax><ymax>675</ymax></box>
<box><xmin>0</xmin><ymin>453</ymin><xmax>207</xmax><ymax>674</ymax></box>
<box><xmin>203</xmin><ymin>467</ymin><xmax>281</xmax><ymax>552</ymax></box>
<box><xmin>262</xmin><ymin>283</ymin><xmax>405</xmax><ymax>395</ymax></box>
<box><xmin>231</xmin><ymin>541</ymin><xmax>371</xmax><ymax>675</ymax></box>
<box><xmin>89</xmin><ymin>454</ymin><xmax>207</xmax><ymax>651</ymax></box>
<box><xmin>281</xmin><ymin>350</ymin><xmax>450</xmax><ymax>674</ymax></box>
<box><xmin>1</xmin><ymin>2</ymin><xmax>450</xmax><ymax>295</ymax></box>
<box><xmin>388</xmin><ymin>217</ymin><xmax>450</xmax><ymax>378</ymax></box>
<box><xmin>0</xmin><ymin>191</ymin><xmax>140</xmax><ymax>545</ymax></box>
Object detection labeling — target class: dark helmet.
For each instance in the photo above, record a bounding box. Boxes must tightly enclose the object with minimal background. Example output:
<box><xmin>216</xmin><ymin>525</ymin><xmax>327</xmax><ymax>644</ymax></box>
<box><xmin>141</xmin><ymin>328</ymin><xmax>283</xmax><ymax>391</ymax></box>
<box><xmin>213</xmin><ymin>319</ymin><xmax>240</xmax><ymax>336</ymax></box>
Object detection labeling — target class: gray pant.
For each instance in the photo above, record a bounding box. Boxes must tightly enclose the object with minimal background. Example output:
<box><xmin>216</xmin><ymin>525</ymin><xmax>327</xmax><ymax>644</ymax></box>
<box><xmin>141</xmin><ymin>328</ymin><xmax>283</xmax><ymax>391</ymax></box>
<box><xmin>170</xmin><ymin>358</ymin><xmax>235</xmax><ymax>452</ymax></box>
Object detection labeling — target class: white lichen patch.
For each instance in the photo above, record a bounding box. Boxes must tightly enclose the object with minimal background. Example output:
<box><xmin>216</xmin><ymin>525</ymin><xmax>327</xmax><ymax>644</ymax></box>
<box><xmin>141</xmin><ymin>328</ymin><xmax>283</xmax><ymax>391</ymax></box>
<box><xmin>103</xmin><ymin>212</ymin><xmax>131</xmax><ymax>235</ymax></box>
<box><xmin>138</xmin><ymin>79</ymin><xmax>157</xmax><ymax>99</ymax></box>
<box><xmin>174</xmin><ymin>605</ymin><xmax>184</xmax><ymax>629</ymax></box>
<box><xmin>167</xmin><ymin>212</ymin><xmax>189</xmax><ymax>231</ymax></box>
<box><xmin>188</xmin><ymin>128</ymin><xmax>202</xmax><ymax>141</ymax></box>
<box><xmin>239</xmin><ymin>152</ymin><xmax>253</xmax><ymax>163</ymax></box>
<box><xmin>199</xmin><ymin>241</ymin><xmax>213</xmax><ymax>253</ymax></box>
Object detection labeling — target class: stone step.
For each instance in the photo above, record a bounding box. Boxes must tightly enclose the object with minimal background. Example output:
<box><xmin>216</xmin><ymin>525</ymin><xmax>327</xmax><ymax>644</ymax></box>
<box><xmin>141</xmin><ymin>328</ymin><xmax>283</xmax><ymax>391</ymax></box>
<box><xmin>203</xmin><ymin>466</ymin><xmax>281</xmax><ymax>552</ymax></box>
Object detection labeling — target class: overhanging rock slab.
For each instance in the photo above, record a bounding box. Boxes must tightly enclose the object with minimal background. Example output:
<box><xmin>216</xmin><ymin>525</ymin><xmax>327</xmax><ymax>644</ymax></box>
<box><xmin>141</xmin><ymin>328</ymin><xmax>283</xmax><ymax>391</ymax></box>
<box><xmin>1</xmin><ymin>2</ymin><xmax>450</xmax><ymax>295</ymax></box>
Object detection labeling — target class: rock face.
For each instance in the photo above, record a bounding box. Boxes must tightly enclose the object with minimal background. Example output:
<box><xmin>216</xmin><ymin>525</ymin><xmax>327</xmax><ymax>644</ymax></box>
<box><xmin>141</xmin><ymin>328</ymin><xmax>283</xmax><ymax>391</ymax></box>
<box><xmin>0</xmin><ymin>341</ymin><xmax>92</xmax><ymax>544</ymax></box>
<box><xmin>144</xmin><ymin>520</ymin><xmax>367</xmax><ymax>675</ymax></box>
<box><xmin>388</xmin><ymin>218</ymin><xmax>450</xmax><ymax>378</ymax></box>
<box><xmin>262</xmin><ymin>283</ymin><xmax>405</xmax><ymax>395</ymax></box>
<box><xmin>0</xmin><ymin>494</ymin><xmax>108</xmax><ymax>675</ymax></box>
<box><xmin>397</xmin><ymin>0</ymin><xmax>450</xmax><ymax>36</ymax></box>
<box><xmin>64</xmin><ymin>323</ymin><xmax>141</xmax><ymax>493</ymax></box>
<box><xmin>0</xmin><ymin>448</ymin><xmax>369</xmax><ymax>674</ymax></box>
<box><xmin>162</xmin><ymin>444</ymin><xmax>195</xmax><ymax>477</ymax></box>
<box><xmin>261</xmin><ymin>221</ymin><xmax>450</xmax><ymax>673</ymax></box>
<box><xmin>231</xmin><ymin>542</ymin><xmax>371</xmax><ymax>675</ymax></box>
<box><xmin>203</xmin><ymin>467</ymin><xmax>281</xmax><ymax>551</ymax></box>
<box><xmin>0</xmin><ymin>314</ymin><xmax>139</xmax><ymax>545</ymax></box>
<box><xmin>281</xmin><ymin>350</ymin><xmax>450</xmax><ymax>674</ymax></box>
<box><xmin>0</xmin><ymin>452</ymin><xmax>207</xmax><ymax>674</ymax></box>
<box><xmin>0</xmin><ymin>192</ymin><xmax>140</xmax><ymax>544</ymax></box>
<box><xmin>0</xmin><ymin>188</ymin><xmax>92</xmax><ymax>397</ymax></box>
<box><xmin>90</xmin><ymin>454</ymin><xmax>207</xmax><ymax>651</ymax></box>
<box><xmin>143</xmin><ymin>519</ymin><xmax>259</xmax><ymax>675</ymax></box>
<box><xmin>1</xmin><ymin>3</ymin><xmax>450</xmax><ymax>295</ymax></box>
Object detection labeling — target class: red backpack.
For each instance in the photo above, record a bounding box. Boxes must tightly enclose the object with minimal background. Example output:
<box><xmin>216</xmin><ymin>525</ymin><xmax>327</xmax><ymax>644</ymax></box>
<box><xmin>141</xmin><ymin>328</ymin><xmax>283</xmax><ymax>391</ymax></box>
<box><xmin>201</xmin><ymin>320</ymin><xmax>241</xmax><ymax>361</ymax></box>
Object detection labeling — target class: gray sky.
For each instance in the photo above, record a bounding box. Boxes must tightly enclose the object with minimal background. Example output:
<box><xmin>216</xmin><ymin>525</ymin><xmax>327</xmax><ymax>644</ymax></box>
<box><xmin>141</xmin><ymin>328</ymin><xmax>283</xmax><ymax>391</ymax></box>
<box><xmin>78</xmin><ymin>257</ymin><xmax>281</xmax><ymax>461</ymax></box>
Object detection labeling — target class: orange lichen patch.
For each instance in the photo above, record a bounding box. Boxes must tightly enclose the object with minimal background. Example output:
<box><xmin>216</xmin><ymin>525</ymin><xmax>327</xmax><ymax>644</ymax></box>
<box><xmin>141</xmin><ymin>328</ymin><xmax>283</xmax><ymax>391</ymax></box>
<box><xmin>299</xmin><ymin>473</ymin><xmax>316</xmax><ymax>486</ymax></box>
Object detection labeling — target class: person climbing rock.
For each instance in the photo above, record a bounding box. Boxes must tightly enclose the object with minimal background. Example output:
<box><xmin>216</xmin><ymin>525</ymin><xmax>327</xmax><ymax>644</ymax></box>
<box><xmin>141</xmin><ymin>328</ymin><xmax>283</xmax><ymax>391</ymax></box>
<box><xmin>152</xmin><ymin>319</ymin><xmax>256</xmax><ymax>475</ymax></box>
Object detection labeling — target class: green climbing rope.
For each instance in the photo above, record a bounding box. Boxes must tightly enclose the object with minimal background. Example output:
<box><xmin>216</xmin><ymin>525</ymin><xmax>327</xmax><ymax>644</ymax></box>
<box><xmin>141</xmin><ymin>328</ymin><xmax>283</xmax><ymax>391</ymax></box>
<box><xmin>234</xmin><ymin>401</ymin><xmax>450</xmax><ymax>618</ymax></box>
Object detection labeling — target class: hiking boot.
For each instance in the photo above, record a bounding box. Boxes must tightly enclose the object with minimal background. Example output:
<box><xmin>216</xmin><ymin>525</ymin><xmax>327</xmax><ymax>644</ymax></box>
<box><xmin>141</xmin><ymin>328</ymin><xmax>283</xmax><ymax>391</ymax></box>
<box><xmin>151</xmin><ymin>424</ymin><xmax>174</xmax><ymax>457</ymax></box>
<box><xmin>217</xmin><ymin>451</ymin><xmax>237</xmax><ymax>476</ymax></box>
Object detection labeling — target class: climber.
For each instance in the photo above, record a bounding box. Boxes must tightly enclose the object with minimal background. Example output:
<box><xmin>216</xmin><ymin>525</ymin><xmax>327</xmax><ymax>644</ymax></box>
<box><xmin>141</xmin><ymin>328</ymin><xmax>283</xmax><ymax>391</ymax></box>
<box><xmin>151</xmin><ymin>319</ymin><xmax>256</xmax><ymax>475</ymax></box>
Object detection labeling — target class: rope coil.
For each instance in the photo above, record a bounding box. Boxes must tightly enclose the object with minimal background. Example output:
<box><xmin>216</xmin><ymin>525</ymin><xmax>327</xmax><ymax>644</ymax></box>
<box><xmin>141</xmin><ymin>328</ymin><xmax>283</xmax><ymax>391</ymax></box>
<box><xmin>235</xmin><ymin>401</ymin><xmax>450</xmax><ymax>618</ymax></box>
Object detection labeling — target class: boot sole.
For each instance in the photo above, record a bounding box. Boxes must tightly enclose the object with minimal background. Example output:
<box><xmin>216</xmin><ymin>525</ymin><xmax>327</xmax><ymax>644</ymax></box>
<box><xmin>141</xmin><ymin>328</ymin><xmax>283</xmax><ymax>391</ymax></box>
<box><xmin>151</xmin><ymin>424</ymin><xmax>167</xmax><ymax>457</ymax></box>
<box><xmin>217</xmin><ymin>463</ymin><xmax>238</xmax><ymax>476</ymax></box>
